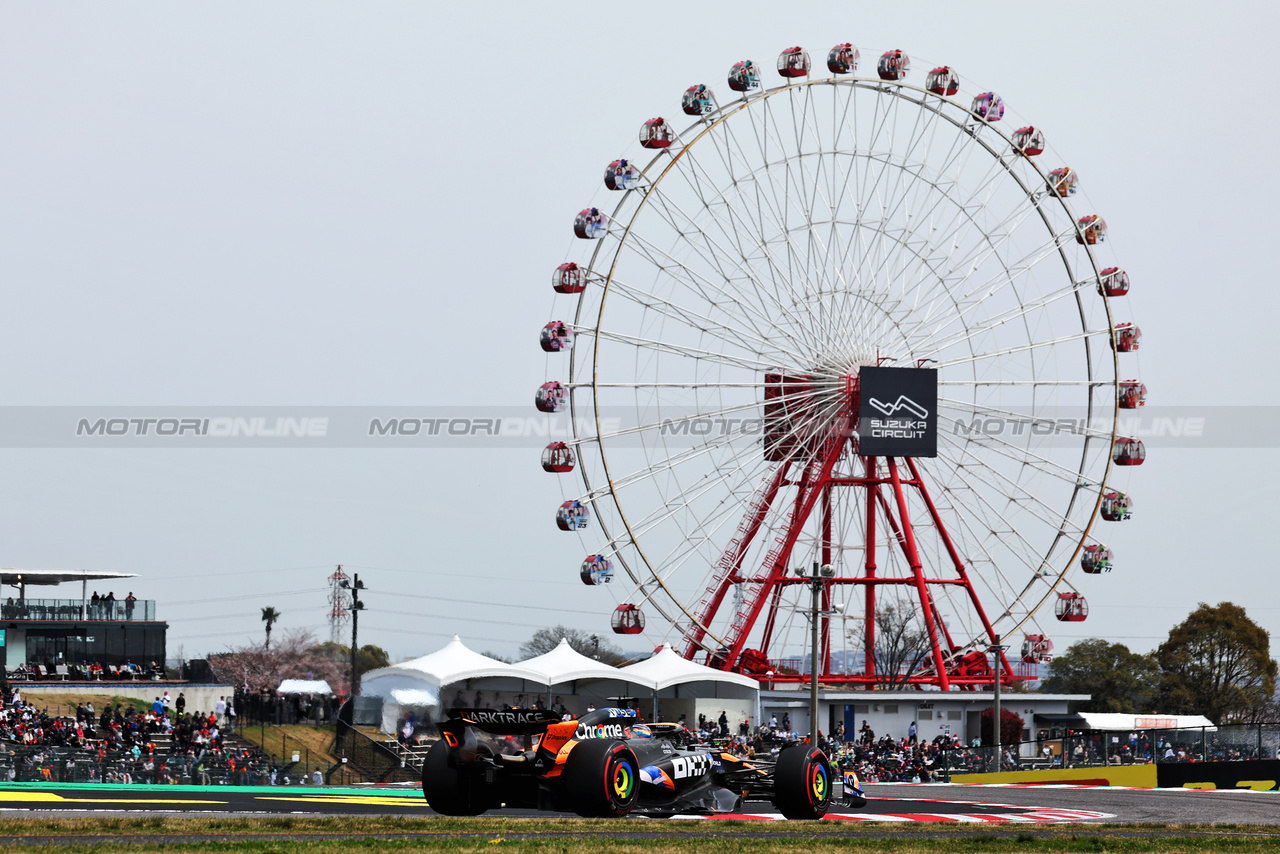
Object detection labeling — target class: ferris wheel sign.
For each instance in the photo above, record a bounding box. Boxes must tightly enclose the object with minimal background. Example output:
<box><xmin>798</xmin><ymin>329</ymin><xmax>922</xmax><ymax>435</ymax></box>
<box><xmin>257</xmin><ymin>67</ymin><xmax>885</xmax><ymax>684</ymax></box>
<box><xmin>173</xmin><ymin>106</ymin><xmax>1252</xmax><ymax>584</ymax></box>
<box><xmin>857</xmin><ymin>366</ymin><xmax>938</xmax><ymax>458</ymax></box>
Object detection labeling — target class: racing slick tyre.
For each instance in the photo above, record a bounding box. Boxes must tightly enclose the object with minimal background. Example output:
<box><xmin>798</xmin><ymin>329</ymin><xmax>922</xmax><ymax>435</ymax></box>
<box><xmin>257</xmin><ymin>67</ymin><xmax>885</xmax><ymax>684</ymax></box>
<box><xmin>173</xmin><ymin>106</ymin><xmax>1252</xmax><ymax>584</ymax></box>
<box><xmin>562</xmin><ymin>738</ymin><xmax>639</xmax><ymax>817</ymax></box>
<box><xmin>772</xmin><ymin>745</ymin><xmax>833</xmax><ymax>820</ymax></box>
<box><xmin>422</xmin><ymin>739</ymin><xmax>490</xmax><ymax>816</ymax></box>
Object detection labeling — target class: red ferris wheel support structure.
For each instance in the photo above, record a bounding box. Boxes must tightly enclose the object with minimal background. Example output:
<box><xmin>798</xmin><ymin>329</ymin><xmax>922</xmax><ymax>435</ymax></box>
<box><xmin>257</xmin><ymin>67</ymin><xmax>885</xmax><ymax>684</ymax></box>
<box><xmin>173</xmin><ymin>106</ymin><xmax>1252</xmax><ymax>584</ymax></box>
<box><xmin>680</xmin><ymin>373</ymin><xmax>1016</xmax><ymax>689</ymax></box>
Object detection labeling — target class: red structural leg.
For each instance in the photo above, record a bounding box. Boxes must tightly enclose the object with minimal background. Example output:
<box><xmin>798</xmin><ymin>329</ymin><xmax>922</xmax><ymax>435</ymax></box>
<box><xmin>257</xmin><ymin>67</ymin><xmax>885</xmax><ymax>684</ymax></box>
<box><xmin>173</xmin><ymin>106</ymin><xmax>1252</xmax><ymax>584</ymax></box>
<box><xmin>886</xmin><ymin>457</ymin><xmax>951</xmax><ymax>691</ymax></box>
<box><xmin>681</xmin><ymin>375</ymin><xmax>1019</xmax><ymax>689</ymax></box>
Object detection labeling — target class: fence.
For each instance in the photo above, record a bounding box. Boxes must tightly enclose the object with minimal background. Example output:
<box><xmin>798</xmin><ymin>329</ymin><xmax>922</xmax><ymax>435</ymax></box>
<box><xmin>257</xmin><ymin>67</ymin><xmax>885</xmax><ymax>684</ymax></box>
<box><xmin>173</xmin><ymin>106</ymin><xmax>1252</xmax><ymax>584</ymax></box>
<box><xmin>331</xmin><ymin>714</ymin><xmax>419</xmax><ymax>783</ymax></box>
<box><xmin>941</xmin><ymin>723</ymin><xmax>1280</xmax><ymax>777</ymax></box>
<box><xmin>0</xmin><ymin>746</ymin><xmax>291</xmax><ymax>786</ymax></box>
<box><xmin>234</xmin><ymin>690</ymin><xmax>340</xmax><ymax>727</ymax></box>
<box><xmin>1</xmin><ymin>598</ymin><xmax>156</xmax><ymax>622</ymax></box>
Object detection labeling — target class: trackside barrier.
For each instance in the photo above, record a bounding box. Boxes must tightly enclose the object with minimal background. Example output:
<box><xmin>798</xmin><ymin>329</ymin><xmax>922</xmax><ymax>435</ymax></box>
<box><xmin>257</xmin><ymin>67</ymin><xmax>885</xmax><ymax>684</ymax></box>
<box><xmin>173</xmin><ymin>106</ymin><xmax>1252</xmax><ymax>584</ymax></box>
<box><xmin>939</xmin><ymin>723</ymin><xmax>1280</xmax><ymax>788</ymax></box>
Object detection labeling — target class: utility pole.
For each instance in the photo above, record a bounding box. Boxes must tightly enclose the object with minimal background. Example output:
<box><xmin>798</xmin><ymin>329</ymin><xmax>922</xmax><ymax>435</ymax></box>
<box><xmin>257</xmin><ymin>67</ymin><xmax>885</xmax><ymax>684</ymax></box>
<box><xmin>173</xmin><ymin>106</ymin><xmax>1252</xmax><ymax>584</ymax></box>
<box><xmin>339</xmin><ymin>574</ymin><xmax>366</xmax><ymax>700</ymax></box>
<box><xmin>795</xmin><ymin>561</ymin><xmax>835</xmax><ymax>746</ymax></box>
<box><xmin>991</xmin><ymin>633</ymin><xmax>1005</xmax><ymax>770</ymax></box>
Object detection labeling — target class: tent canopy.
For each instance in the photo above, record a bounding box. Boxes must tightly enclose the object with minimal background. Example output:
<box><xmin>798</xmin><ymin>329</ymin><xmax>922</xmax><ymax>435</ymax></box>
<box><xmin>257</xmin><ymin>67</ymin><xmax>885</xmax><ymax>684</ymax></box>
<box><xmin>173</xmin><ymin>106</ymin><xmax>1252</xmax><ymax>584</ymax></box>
<box><xmin>1078</xmin><ymin>712</ymin><xmax>1217</xmax><ymax>732</ymax></box>
<box><xmin>361</xmin><ymin>635</ymin><xmax>544</xmax><ymax>687</ymax></box>
<box><xmin>278</xmin><ymin>679</ymin><xmax>332</xmax><ymax>695</ymax></box>
<box><xmin>518</xmin><ymin>638</ymin><xmax>649</xmax><ymax>686</ymax></box>
<box><xmin>620</xmin><ymin>645</ymin><xmax>759</xmax><ymax>691</ymax></box>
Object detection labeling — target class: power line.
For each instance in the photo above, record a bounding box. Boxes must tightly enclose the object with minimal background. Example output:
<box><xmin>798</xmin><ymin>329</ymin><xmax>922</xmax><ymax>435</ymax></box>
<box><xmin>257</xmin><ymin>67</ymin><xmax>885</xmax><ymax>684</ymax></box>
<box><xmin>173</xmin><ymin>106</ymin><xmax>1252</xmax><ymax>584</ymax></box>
<box><xmin>342</xmin><ymin>564</ymin><xmax>579</xmax><ymax>587</ymax></box>
<box><xmin>159</xmin><ymin>565</ymin><xmax>334</xmax><ymax>581</ymax></box>
<box><xmin>382</xmin><ymin>590</ymin><xmax>598</xmax><ymax>616</ymax></box>
<box><xmin>365</xmin><ymin>607</ymin><xmax>557</xmax><ymax>632</ymax></box>
<box><xmin>166</xmin><ymin>588</ymin><xmax>326</xmax><ymax>607</ymax></box>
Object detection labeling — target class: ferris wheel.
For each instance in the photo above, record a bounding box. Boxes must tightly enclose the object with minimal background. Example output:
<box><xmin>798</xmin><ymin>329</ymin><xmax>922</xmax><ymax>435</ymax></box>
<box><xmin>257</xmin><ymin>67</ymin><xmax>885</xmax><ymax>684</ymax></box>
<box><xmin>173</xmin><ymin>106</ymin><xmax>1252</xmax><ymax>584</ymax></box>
<box><xmin>538</xmin><ymin>44</ymin><xmax>1145</xmax><ymax>688</ymax></box>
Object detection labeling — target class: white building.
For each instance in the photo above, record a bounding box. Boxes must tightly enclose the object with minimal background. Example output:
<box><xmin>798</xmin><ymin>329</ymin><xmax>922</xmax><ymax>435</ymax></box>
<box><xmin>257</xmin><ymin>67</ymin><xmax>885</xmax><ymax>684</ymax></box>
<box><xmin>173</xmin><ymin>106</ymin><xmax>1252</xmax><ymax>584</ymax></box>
<box><xmin>761</xmin><ymin>687</ymin><xmax>1089</xmax><ymax>751</ymax></box>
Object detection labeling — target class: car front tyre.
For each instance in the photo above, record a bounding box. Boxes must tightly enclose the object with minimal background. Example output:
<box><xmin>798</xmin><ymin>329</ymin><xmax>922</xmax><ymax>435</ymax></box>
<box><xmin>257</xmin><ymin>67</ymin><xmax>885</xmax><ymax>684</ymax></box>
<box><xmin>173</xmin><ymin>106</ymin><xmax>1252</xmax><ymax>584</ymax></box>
<box><xmin>773</xmin><ymin>745</ymin><xmax>832</xmax><ymax>820</ymax></box>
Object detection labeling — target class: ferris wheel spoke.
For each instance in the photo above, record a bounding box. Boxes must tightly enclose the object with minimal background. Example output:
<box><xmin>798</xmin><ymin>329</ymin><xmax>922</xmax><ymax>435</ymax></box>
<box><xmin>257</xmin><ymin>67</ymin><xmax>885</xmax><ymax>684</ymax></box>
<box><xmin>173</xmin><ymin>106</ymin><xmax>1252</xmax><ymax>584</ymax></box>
<box><xmin>603</xmin><ymin>272</ymin><xmax>812</xmax><ymax>368</ymax></box>
<box><xmin>875</xmin><ymin>148</ymin><xmax>1055</xmax><ymax>348</ymax></box>
<box><xmin>733</xmin><ymin>105</ymin><xmax>846</xmax><ymax>348</ymax></box>
<box><xmin>850</xmin><ymin>93</ymin><xmax>942</xmax><ymax>339</ymax></box>
<box><xmin>579</xmin><ymin>326</ymin><xmax>786</xmax><ymax>373</ymax></box>
<box><xmin>781</xmin><ymin>92</ymin><xmax>849</xmax><ymax>349</ymax></box>
<box><xmin>908</xmin><ymin>472</ymin><xmax>1038</xmax><ymax>601</ymax></box>
<box><xmin>614</xmin><ymin>453</ymin><xmax>769</xmax><ymax>553</ymax></box>
<box><xmin>932</xmin><ymin>442</ymin><xmax>1090</xmax><ymax>546</ymax></box>
<box><xmin>940</xmin><ymin>423</ymin><xmax>1101</xmax><ymax>485</ymax></box>
<box><xmin>570</xmin><ymin>433</ymin><xmax>750</xmax><ymax>506</ymax></box>
<box><xmin>938</xmin><ymin>397</ymin><xmax>1113</xmax><ymax>442</ymax></box>
<box><xmin>672</xmin><ymin>141</ymin><xmax>792</xmax><ymax>314</ymax></box>
<box><xmin>751</xmin><ymin>96</ymin><xmax>874</xmax><ymax>351</ymax></box>
<box><xmin>617</xmin><ymin>221</ymin><xmax>818</xmax><ymax>361</ymax></box>
<box><xmin>933</xmin><ymin>328</ymin><xmax>1109</xmax><ymax>369</ymax></box>
<box><xmin>915</xmin><ymin>461</ymin><xmax>1059</xmax><ymax>597</ymax></box>
<box><xmin>618</xmin><ymin>208</ymin><xmax>790</xmax><ymax>352</ymax></box>
<box><xmin>897</xmin><ymin>183</ymin><xmax>1060</xmax><ymax>329</ymax></box>
<box><xmin>840</xmin><ymin>132</ymin><xmax>1001</xmax><ymax>345</ymax></box>
<box><xmin>565</xmin><ymin>399</ymin><xmax>764</xmax><ymax>447</ymax></box>
<box><xmin>617</xmin><ymin>403</ymin><xmax>852</xmax><ymax>557</ymax></box>
<box><xmin>916</xmin><ymin>274</ymin><xmax>1094</xmax><ymax>357</ymax></box>
<box><xmin>637</xmin><ymin>179</ymin><xmax>831</xmax><ymax>358</ymax></box>
<box><xmin>676</xmin><ymin>142</ymin><xmax>823</xmax><ymax>346</ymax></box>
<box><xmin>906</xmin><ymin>223</ymin><xmax>1080</xmax><ymax>350</ymax></box>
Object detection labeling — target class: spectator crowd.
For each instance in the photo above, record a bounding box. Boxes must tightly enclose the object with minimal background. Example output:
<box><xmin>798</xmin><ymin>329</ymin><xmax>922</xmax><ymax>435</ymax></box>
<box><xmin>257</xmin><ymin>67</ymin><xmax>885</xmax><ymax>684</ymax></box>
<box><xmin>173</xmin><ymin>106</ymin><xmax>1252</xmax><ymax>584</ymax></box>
<box><xmin>0</xmin><ymin>685</ymin><xmax>288</xmax><ymax>785</ymax></box>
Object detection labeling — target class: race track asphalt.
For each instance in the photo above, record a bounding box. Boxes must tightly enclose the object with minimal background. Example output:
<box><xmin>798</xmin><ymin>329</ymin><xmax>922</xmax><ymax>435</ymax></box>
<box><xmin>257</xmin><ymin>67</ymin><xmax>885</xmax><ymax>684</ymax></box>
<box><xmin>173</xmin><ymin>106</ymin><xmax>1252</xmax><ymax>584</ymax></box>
<box><xmin>0</xmin><ymin>781</ymin><xmax>1275</xmax><ymax>825</ymax></box>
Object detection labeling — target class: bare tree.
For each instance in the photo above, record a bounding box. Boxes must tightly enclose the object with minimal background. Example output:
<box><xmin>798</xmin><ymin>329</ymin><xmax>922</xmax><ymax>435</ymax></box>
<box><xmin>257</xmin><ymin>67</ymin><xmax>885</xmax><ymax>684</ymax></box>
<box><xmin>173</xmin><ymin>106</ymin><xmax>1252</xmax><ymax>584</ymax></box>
<box><xmin>519</xmin><ymin>625</ymin><xmax>626</xmax><ymax>666</ymax></box>
<box><xmin>871</xmin><ymin>605</ymin><xmax>933</xmax><ymax>689</ymax></box>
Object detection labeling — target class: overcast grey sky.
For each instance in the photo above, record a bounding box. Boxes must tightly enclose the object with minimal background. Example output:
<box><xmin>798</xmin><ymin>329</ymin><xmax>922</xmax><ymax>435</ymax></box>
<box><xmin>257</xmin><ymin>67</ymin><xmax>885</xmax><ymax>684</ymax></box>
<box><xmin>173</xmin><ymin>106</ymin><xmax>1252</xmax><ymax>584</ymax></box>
<box><xmin>1</xmin><ymin>2</ymin><xmax>1277</xmax><ymax>666</ymax></box>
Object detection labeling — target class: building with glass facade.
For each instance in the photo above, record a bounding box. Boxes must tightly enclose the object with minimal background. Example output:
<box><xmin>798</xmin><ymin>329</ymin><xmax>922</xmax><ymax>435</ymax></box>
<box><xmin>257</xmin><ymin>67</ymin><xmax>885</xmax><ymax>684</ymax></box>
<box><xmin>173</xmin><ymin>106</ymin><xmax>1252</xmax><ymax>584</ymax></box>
<box><xmin>0</xmin><ymin>569</ymin><xmax>166</xmax><ymax>673</ymax></box>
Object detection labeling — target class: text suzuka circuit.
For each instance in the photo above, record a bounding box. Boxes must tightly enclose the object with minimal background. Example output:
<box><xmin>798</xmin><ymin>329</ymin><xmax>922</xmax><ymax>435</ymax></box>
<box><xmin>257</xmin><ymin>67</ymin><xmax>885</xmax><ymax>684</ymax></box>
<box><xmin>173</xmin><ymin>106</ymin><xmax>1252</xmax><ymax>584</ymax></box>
<box><xmin>538</xmin><ymin>43</ymin><xmax>1145</xmax><ymax>686</ymax></box>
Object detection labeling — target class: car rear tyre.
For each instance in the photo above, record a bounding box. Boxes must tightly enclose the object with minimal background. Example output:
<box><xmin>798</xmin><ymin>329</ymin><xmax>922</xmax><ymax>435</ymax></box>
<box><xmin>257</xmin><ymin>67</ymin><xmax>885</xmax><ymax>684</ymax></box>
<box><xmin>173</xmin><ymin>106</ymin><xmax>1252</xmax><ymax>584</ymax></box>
<box><xmin>422</xmin><ymin>739</ymin><xmax>489</xmax><ymax>815</ymax></box>
<box><xmin>563</xmin><ymin>739</ymin><xmax>639</xmax><ymax>817</ymax></box>
<box><xmin>773</xmin><ymin>745</ymin><xmax>832</xmax><ymax>820</ymax></box>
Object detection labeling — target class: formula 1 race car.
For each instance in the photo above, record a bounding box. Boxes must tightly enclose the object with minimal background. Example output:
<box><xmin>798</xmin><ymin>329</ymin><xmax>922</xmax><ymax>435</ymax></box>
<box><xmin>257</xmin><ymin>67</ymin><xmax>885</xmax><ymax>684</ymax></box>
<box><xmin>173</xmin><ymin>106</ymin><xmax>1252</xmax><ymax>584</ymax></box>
<box><xmin>422</xmin><ymin>706</ymin><xmax>866</xmax><ymax>819</ymax></box>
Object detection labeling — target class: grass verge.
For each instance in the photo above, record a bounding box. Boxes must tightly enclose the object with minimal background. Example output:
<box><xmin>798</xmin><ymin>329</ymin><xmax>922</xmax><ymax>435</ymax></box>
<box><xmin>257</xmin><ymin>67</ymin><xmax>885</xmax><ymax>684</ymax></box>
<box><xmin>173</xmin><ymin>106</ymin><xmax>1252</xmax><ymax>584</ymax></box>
<box><xmin>23</xmin><ymin>693</ymin><xmax>156</xmax><ymax>718</ymax></box>
<box><xmin>0</xmin><ymin>816</ymin><xmax>1277</xmax><ymax>851</ymax></box>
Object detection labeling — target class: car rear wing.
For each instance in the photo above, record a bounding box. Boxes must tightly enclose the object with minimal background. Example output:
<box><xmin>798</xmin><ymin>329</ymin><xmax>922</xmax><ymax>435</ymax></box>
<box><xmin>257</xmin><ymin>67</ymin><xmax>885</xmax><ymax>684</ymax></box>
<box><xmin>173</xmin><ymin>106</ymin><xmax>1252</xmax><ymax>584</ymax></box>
<box><xmin>444</xmin><ymin>707</ymin><xmax>564</xmax><ymax>736</ymax></box>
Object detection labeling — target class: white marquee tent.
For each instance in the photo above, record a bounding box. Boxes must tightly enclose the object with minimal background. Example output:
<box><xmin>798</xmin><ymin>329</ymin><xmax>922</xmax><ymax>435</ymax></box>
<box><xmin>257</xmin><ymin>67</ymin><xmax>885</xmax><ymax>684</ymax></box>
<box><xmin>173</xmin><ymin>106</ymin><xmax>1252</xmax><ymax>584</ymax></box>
<box><xmin>518</xmin><ymin>638</ymin><xmax>654</xmax><ymax>711</ymax></box>
<box><xmin>520</xmin><ymin>638</ymin><xmax>644</xmax><ymax>684</ymax></box>
<box><xmin>360</xmin><ymin>635</ymin><xmax>545</xmax><ymax>733</ymax></box>
<box><xmin>620</xmin><ymin>645</ymin><xmax>758</xmax><ymax>692</ymax></box>
<box><xmin>359</xmin><ymin>636</ymin><xmax>761</xmax><ymax>734</ymax></box>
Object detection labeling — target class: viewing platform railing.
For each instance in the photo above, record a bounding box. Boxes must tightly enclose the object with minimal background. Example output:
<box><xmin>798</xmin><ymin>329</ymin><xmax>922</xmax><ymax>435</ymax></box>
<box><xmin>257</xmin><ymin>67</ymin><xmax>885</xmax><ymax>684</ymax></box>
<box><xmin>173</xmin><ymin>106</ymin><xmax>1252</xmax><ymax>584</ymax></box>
<box><xmin>0</xmin><ymin>598</ymin><xmax>156</xmax><ymax>622</ymax></box>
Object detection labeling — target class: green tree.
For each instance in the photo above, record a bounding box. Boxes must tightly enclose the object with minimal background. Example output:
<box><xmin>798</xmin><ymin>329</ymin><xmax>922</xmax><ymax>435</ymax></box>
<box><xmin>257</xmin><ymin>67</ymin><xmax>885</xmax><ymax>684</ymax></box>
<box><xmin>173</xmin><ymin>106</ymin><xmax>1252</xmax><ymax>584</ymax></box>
<box><xmin>1040</xmin><ymin>638</ymin><xmax>1159</xmax><ymax>713</ymax></box>
<box><xmin>519</xmin><ymin>625</ymin><xmax>626</xmax><ymax>666</ymax></box>
<box><xmin>1155</xmin><ymin>602</ymin><xmax>1277</xmax><ymax>723</ymax></box>
<box><xmin>310</xmin><ymin>641</ymin><xmax>391</xmax><ymax>676</ymax></box>
<box><xmin>260</xmin><ymin>606</ymin><xmax>281</xmax><ymax>649</ymax></box>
